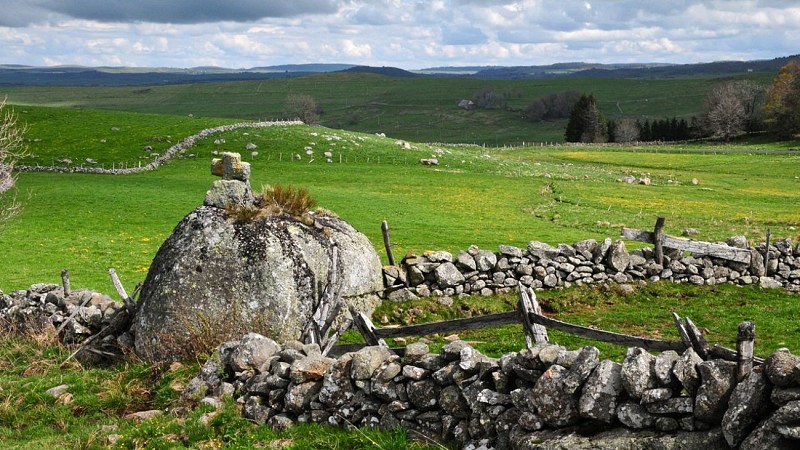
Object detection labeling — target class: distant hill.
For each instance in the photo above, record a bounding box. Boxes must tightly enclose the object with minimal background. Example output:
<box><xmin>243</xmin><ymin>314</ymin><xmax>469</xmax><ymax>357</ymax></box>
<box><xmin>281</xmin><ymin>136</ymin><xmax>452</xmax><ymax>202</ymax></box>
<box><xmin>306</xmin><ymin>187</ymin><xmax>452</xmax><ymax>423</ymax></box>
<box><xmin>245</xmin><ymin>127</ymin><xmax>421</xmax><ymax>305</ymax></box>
<box><xmin>339</xmin><ymin>65</ymin><xmax>420</xmax><ymax>78</ymax></box>
<box><xmin>0</xmin><ymin>55</ymin><xmax>796</xmax><ymax>86</ymax></box>
<box><xmin>464</xmin><ymin>56</ymin><xmax>797</xmax><ymax>79</ymax></box>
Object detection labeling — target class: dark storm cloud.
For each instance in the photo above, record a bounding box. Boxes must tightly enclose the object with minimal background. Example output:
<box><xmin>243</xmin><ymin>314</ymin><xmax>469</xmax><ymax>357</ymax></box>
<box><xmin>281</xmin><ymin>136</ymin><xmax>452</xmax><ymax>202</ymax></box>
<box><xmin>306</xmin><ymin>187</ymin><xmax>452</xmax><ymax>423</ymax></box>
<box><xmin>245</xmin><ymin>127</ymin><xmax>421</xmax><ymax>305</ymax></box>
<box><xmin>2</xmin><ymin>0</ymin><xmax>340</xmax><ymax>26</ymax></box>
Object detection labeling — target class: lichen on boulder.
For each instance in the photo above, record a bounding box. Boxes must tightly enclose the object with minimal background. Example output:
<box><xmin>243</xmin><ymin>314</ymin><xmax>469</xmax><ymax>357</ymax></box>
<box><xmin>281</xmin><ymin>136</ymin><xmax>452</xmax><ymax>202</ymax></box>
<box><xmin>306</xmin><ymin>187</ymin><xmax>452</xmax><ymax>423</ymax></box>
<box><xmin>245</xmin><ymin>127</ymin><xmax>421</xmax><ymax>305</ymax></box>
<box><xmin>132</xmin><ymin>152</ymin><xmax>383</xmax><ymax>361</ymax></box>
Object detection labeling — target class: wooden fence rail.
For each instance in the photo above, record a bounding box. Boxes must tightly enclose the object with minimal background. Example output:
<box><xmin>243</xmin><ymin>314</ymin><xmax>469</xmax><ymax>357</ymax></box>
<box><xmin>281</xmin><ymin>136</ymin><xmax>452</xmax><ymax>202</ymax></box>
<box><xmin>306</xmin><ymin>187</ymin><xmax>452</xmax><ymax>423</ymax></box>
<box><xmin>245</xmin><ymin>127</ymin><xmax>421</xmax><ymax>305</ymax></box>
<box><xmin>621</xmin><ymin>216</ymin><xmax>752</xmax><ymax>264</ymax></box>
<box><xmin>335</xmin><ymin>286</ymin><xmax>760</xmax><ymax>377</ymax></box>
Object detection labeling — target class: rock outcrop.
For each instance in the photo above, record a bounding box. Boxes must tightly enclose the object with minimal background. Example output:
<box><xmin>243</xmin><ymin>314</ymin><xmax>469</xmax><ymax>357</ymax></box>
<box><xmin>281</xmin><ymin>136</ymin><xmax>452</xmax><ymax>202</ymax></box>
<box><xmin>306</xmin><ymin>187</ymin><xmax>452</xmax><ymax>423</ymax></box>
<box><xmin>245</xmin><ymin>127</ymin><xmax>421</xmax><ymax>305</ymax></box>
<box><xmin>132</xmin><ymin>153</ymin><xmax>383</xmax><ymax>361</ymax></box>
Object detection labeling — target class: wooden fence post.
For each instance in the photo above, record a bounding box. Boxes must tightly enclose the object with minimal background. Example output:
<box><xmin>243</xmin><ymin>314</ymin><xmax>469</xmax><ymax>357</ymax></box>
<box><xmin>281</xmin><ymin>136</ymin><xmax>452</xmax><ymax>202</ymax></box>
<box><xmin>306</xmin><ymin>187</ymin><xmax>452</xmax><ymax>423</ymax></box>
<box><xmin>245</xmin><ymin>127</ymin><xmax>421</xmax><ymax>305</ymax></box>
<box><xmin>518</xmin><ymin>286</ymin><xmax>549</xmax><ymax>348</ymax></box>
<box><xmin>61</xmin><ymin>269</ymin><xmax>71</xmax><ymax>297</ymax></box>
<box><xmin>381</xmin><ymin>220</ymin><xmax>396</xmax><ymax>266</ymax></box>
<box><xmin>737</xmin><ymin>321</ymin><xmax>755</xmax><ymax>381</ymax></box>
<box><xmin>654</xmin><ymin>216</ymin><xmax>666</xmax><ymax>265</ymax></box>
<box><xmin>764</xmin><ymin>228</ymin><xmax>771</xmax><ymax>275</ymax></box>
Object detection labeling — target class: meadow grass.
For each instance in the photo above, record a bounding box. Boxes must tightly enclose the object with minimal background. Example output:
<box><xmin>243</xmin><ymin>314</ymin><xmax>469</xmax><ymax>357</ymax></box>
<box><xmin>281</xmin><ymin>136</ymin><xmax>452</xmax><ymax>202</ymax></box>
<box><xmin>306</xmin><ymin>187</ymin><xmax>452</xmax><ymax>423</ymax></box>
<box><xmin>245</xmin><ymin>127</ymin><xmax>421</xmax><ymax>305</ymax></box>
<box><xmin>1</xmin><ymin>112</ymin><xmax>798</xmax><ymax>293</ymax></box>
<box><xmin>2</xmin><ymin>71</ymin><xmax>776</xmax><ymax>146</ymax></box>
<box><xmin>0</xmin><ymin>102</ymin><xmax>799</xmax><ymax>448</ymax></box>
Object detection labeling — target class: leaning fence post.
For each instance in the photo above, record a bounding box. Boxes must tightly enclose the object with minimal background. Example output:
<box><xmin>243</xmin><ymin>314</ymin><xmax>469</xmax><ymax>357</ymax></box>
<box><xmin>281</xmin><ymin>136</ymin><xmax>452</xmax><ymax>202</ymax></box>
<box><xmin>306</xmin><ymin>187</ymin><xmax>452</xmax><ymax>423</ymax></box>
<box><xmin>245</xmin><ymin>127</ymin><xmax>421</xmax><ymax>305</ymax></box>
<box><xmin>654</xmin><ymin>216</ymin><xmax>666</xmax><ymax>265</ymax></box>
<box><xmin>737</xmin><ymin>321</ymin><xmax>755</xmax><ymax>381</ymax></box>
<box><xmin>381</xmin><ymin>220</ymin><xmax>396</xmax><ymax>266</ymax></box>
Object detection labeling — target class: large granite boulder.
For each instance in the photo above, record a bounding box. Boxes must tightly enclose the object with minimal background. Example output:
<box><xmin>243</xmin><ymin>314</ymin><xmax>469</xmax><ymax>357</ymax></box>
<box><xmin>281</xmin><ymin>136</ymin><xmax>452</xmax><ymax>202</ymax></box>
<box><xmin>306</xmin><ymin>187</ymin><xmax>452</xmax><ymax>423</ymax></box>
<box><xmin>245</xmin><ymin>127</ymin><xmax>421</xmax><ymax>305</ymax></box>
<box><xmin>132</xmin><ymin>153</ymin><xmax>383</xmax><ymax>361</ymax></box>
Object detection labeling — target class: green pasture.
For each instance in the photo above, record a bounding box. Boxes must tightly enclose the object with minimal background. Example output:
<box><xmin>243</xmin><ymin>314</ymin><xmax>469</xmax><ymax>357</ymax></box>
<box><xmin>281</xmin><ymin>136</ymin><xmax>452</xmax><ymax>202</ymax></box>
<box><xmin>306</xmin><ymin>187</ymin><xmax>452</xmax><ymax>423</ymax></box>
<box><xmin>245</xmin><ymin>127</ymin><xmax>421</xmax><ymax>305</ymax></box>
<box><xmin>1</xmin><ymin>101</ymin><xmax>799</xmax><ymax>449</ymax></box>
<box><xmin>1</xmin><ymin>71</ymin><xmax>775</xmax><ymax>145</ymax></box>
<box><xmin>1</xmin><ymin>106</ymin><xmax>798</xmax><ymax>295</ymax></box>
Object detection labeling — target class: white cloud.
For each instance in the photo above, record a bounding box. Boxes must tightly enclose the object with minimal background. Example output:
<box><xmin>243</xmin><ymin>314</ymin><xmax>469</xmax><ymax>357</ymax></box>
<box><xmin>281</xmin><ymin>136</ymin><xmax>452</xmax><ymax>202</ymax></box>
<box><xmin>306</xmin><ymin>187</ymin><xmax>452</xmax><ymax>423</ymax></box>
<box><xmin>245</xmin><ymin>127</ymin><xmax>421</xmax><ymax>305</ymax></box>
<box><xmin>0</xmin><ymin>0</ymin><xmax>797</xmax><ymax>68</ymax></box>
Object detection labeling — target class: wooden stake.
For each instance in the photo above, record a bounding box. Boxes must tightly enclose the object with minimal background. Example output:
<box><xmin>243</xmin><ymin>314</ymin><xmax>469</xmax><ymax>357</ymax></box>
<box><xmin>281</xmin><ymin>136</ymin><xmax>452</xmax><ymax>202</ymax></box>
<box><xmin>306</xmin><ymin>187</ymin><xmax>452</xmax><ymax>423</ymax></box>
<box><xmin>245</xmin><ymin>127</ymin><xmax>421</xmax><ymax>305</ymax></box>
<box><xmin>381</xmin><ymin>220</ymin><xmax>396</xmax><ymax>266</ymax></box>
<box><xmin>736</xmin><ymin>321</ymin><xmax>755</xmax><ymax>381</ymax></box>
<box><xmin>684</xmin><ymin>317</ymin><xmax>710</xmax><ymax>359</ymax></box>
<box><xmin>671</xmin><ymin>312</ymin><xmax>692</xmax><ymax>348</ymax></box>
<box><xmin>653</xmin><ymin>216</ymin><xmax>665</xmax><ymax>265</ymax></box>
<box><xmin>61</xmin><ymin>269</ymin><xmax>71</xmax><ymax>297</ymax></box>
<box><xmin>764</xmin><ymin>228</ymin><xmax>771</xmax><ymax>275</ymax></box>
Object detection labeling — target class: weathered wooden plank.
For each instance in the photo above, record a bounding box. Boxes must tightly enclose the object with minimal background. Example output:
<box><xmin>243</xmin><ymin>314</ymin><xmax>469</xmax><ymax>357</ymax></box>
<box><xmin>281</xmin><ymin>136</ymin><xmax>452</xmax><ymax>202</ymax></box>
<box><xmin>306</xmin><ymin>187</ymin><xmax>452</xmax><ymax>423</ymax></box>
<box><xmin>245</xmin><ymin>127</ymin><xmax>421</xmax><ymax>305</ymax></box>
<box><xmin>373</xmin><ymin>311</ymin><xmax>520</xmax><ymax>339</ymax></box>
<box><xmin>672</xmin><ymin>313</ymin><xmax>693</xmax><ymax>348</ymax></box>
<box><xmin>654</xmin><ymin>217</ymin><xmax>666</xmax><ymax>265</ymax></box>
<box><xmin>684</xmin><ymin>317</ymin><xmax>711</xmax><ymax>359</ymax></box>
<box><xmin>621</xmin><ymin>227</ymin><xmax>751</xmax><ymax>263</ymax></box>
<box><xmin>351</xmin><ymin>310</ymin><xmax>388</xmax><ymax>348</ymax></box>
<box><xmin>519</xmin><ymin>287</ymin><xmax>548</xmax><ymax>347</ymax></box>
<box><xmin>381</xmin><ymin>220</ymin><xmax>396</xmax><ymax>266</ymax></box>
<box><xmin>526</xmin><ymin>313</ymin><xmax>687</xmax><ymax>352</ymax></box>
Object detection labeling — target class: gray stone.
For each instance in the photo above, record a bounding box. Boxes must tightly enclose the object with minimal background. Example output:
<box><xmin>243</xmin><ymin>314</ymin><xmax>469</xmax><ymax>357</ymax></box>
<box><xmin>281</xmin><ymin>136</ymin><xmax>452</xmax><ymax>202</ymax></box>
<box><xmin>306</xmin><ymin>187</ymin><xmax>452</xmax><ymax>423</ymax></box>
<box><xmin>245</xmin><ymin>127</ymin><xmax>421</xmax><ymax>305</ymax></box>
<box><xmin>290</xmin><ymin>354</ymin><xmax>335</xmax><ymax>384</ymax></box>
<box><xmin>351</xmin><ymin>346</ymin><xmax>394</xmax><ymax>380</ymax></box>
<box><xmin>499</xmin><ymin>245</ymin><xmax>523</xmax><ymax>258</ymax></box>
<box><xmin>726</xmin><ymin>235</ymin><xmax>748</xmax><ymax>248</ymax></box>
<box><xmin>408</xmin><ymin>379</ymin><xmax>441</xmax><ymax>411</ymax></box>
<box><xmin>434</xmin><ymin>262</ymin><xmax>465</xmax><ymax>288</ymax></box>
<box><xmin>640</xmin><ymin>388</ymin><xmax>673</xmax><ymax>404</ymax></box>
<box><xmin>621</xmin><ymin>347</ymin><xmax>657</xmax><ymax>400</ymax></box>
<box><xmin>318</xmin><ymin>355</ymin><xmax>355</xmax><ymax>407</ymax></box>
<box><xmin>562</xmin><ymin>346</ymin><xmax>600</xmax><ymax>395</ymax></box>
<box><xmin>474</xmin><ymin>250</ymin><xmax>497</xmax><ymax>272</ymax></box>
<box><xmin>673</xmin><ymin>348</ymin><xmax>703</xmax><ymax>395</ymax></box>
<box><xmin>772</xmin><ymin>387</ymin><xmax>800</xmax><ymax>406</ymax></box>
<box><xmin>694</xmin><ymin>360</ymin><xmax>737</xmax><ymax>424</ymax></box>
<box><xmin>617</xmin><ymin>402</ymin><xmax>656</xmax><ymax>429</ymax></box>
<box><xmin>456</xmin><ymin>251</ymin><xmax>477</xmax><ymax>271</ymax></box>
<box><xmin>439</xmin><ymin>385</ymin><xmax>470</xmax><ymax>419</ymax></box>
<box><xmin>654</xmin><ymin>350</ymin><xmax>681</xmax><ymax>389</ymax></box>
<box><xmin>766</xmin><ymin>349</ymin><xmax>800</xmax><ymax>387</ymax></box>
<box><xmin>203</xmin><ymin>180</ymin><xmax>254</xmax><ymax>209</ymax></box>
<box><xmin>229</xmin><ymin>333</ymin><xmax>281</xmax><ymax>372</ymax></box>
<box><xmin>527</xmin><ymin>241</ymin><xmax>559</xmax><ymax>260</ymax></box>
<box><xmin>644</xmin><ymin>397</ymin><xmax>694</xmax><ymax>414</ymax></box>
<box><xmin>511</xmin><ymin>427</ymin><xmax>728</xmax><ymax>450</ymax></box>
<box><xmin>606</xmin><ymin>240</ymin><xmax>631</xmax><ymax>272</ymax></box>
<box><xmin>133</xmin><ymin>205</ymin><xmax>383</xmax><ymax>362</ymax></box>
<box><xmin>722</xmin><ymin>368</ymin><xmax>772</xmax><ymax>447</ymax></box>
<box><xmin>425</xmin><ymin>250</ymin><xmax>453</xmax><ymax>263</ymax></box>
<box><xmin>532</xmin><ymin>365</ymin><xmax>581</xmax><ymax>427</ymax></box>
<box><xmin>579</xmin><ymin>360</ymin><xmax>623</xmax><ymax>423</ymax></box>
<box><xmin>739</xmin><ymin>400</ymin><xmax>800</xmax><ymax>450</ymax></box>
<box><xmin>594</xmin><ymin>238</ymin><xmax>613</xmax><ymax>264</ymax></box>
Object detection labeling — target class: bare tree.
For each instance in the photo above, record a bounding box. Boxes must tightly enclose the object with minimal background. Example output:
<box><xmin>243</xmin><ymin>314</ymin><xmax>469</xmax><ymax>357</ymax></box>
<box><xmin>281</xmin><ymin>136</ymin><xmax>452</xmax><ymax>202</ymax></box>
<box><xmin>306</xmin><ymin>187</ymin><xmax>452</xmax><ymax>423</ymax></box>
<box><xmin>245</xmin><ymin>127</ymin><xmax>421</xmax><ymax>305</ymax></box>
<box><xmin>702</xmin><ymin>82</ymin><xmax>747</xmax><ymax>141</ymax></box>
<box><xmin>614</xmin><ymin>117</ymin><xmax>640</xmax><ymax>143</ymax></box>
<box><xmin>285</xmin><ymin>94</ymin><xmax>321</xmax><ymax>124</ymax></box>
<box><xmin>1</xmin><ymin>97</ymin><xmax>27</xmax><ymax>224</ymax></box>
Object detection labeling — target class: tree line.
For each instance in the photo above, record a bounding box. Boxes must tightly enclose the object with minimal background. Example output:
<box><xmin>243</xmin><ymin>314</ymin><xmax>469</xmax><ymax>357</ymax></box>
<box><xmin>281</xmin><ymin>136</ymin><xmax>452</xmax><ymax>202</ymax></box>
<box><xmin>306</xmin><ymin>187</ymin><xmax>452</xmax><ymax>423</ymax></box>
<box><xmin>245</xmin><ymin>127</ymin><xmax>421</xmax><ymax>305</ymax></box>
<box><xmin>563</xmin><ymin>58</ymin><xmax>800</xmax><ymax>143</ymax></box>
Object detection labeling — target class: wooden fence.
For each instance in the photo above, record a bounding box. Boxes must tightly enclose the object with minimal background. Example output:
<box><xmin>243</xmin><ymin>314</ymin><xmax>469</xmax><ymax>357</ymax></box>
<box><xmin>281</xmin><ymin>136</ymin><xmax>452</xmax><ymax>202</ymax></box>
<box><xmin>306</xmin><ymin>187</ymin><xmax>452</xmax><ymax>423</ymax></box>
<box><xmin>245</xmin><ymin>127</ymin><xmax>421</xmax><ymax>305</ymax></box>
<box><xmin>335</xmin><ymin>286</ymin><xmax>760</xmax><ymax>380</ymax></box>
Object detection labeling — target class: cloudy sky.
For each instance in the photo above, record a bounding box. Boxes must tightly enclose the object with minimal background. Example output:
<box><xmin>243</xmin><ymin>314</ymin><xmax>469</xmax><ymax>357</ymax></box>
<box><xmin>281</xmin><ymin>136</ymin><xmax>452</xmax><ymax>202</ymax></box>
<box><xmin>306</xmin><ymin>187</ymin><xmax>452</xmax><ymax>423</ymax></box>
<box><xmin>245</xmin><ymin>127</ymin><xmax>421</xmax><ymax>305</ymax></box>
<box><xmin>1</xmin><ymin>0</ymin><xmax>798</xmax><ymax>69</ymax></box>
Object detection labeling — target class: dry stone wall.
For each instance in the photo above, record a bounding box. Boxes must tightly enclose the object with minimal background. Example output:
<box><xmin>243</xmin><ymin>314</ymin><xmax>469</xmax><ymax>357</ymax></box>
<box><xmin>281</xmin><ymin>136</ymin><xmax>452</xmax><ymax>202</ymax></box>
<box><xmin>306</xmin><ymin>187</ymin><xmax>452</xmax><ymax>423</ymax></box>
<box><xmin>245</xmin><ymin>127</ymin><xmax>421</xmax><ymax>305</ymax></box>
<box><xmin>17</xmin><ymin>120</ymin><xmax>303</xmax><ymax>175</ymax></box>
<box><xmin>182</xmin><ymin>333</ymin><xmax>800</xmax><ymax>449</ymax></box>
<box><xmin>384</xmin><ymin>237</ymin><xmax>800</xmax><ymax>301</ymax></box>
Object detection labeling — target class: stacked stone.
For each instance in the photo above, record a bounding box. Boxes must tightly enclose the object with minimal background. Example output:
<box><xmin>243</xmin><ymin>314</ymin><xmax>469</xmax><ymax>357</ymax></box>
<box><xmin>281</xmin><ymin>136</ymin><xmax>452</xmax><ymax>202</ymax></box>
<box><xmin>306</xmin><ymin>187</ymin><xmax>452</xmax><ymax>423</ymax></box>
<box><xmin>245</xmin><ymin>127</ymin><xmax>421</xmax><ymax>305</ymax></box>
<box><xmin>0</xmin><ymin>283</ymin><xmax>126</xmax><ymax>344</ymax></box>
<box><xmin>384</xmin><ymin>237</ymin><xmax>800</xmax><ymax>300</ymax></box>
<box><xmin>17</xmin><ymin>120</ymin><xmax>303</xmax><ymax>175</ymax></box>
<box><xmin>182</xmin><ymin>333</ymin><xmax>800</xmax><ymax>449</ymax></box>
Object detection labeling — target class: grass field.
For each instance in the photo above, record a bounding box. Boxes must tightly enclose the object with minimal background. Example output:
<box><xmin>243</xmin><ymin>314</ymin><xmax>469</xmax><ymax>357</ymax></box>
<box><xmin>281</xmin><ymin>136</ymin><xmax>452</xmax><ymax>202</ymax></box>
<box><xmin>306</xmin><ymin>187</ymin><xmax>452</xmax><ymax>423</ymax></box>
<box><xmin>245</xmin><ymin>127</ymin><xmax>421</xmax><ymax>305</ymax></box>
<box><xmin>0</xmin><ymin>74</ymin><xmax>799</xmax><ymax>448</ymax></box>
<box><xmin>2</xmin><ymin>108</ymin><xmax>798</xmax><ymax>294</ymax></box>
<box><xmin>2</xmin><ymin>71</ymin><xmax>776</xmax><ymax>145</ymax></box>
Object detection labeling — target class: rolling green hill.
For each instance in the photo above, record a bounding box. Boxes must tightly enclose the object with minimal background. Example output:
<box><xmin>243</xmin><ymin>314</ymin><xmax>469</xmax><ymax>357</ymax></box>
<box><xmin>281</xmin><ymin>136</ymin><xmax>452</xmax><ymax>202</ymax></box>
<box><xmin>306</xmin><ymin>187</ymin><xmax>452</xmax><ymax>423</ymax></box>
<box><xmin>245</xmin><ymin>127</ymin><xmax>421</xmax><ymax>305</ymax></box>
<box><xmin>1</xmin><ymin>71</ymin><xmax>777</xmax><ymax>146</ymax></box>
